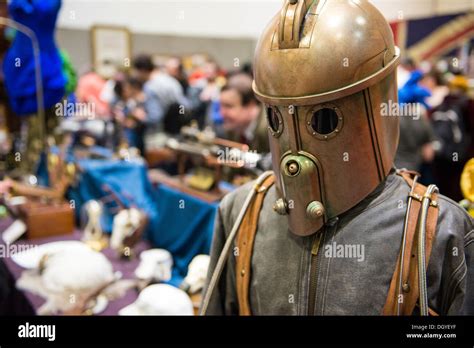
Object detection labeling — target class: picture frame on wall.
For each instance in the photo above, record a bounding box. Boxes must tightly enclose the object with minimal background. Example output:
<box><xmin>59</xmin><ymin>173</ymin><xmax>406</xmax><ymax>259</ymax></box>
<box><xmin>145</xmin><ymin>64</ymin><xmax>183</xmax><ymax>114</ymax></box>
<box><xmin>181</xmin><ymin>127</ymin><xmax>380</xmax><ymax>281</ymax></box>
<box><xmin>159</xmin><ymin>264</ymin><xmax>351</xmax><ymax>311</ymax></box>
<box><xmin>91</xmin><ymin>25</ymin><xmax>132</xmax><ymax>79</ymax></box>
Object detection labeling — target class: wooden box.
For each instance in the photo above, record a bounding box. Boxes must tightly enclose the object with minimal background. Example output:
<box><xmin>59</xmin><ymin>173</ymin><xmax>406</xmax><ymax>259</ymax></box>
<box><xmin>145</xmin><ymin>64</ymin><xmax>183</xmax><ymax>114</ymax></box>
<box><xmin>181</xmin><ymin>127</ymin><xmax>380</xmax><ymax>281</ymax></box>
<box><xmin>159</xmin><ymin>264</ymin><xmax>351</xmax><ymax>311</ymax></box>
<box><xmin>17</xmin><ymin>201</ymin><xmax>75</xmax><ymax>239</ymax></box>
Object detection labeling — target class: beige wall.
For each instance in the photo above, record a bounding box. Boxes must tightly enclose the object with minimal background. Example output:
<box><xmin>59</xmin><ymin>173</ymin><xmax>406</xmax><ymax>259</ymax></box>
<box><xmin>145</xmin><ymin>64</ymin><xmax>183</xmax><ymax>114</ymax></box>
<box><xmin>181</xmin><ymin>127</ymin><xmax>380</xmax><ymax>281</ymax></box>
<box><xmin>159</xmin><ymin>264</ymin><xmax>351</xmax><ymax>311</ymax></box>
<box><xmin>56</xmin><ymin>28</ymin><xmax>257</xmax><ymax>74</ymax></box>
<box><xmin>57</xmin><ymin>0</ymin><xmax>474</xmax><ymax>39</ymax></box>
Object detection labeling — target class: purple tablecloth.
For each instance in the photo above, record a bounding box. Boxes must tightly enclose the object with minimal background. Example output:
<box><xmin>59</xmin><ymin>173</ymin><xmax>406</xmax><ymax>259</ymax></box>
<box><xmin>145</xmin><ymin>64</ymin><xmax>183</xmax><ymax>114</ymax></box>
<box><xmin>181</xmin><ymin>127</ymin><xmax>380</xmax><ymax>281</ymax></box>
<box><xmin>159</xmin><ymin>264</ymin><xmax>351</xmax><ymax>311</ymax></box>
<box><xmin>0</xmin><ymin>217</ymin><xmax>150</xmax><ymax>315</ymax></box>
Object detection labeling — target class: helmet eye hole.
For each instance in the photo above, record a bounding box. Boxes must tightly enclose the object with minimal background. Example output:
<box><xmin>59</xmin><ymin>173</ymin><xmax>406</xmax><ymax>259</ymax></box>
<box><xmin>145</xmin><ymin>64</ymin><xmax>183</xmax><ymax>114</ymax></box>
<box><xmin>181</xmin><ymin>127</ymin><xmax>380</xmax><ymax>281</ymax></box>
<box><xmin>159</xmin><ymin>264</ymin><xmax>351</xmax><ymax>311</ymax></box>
<box><xmin>311</xmin><ymin>108</ymin><xmax>339</xmax><ymax>135</ymax></box>
<box><xmin>266</xmin><ymin>106</ymin><xmax>283</xmax><ymax>137</ymax></box>
<box><xmin>306</xmin><ymin>105</ymin><xmax>343</xmax><ymax>140</ymax></box>
<box><xmin>267</xmin><ymin>107</ymin><xmax>279</xmax><ymax>132</ymax></box>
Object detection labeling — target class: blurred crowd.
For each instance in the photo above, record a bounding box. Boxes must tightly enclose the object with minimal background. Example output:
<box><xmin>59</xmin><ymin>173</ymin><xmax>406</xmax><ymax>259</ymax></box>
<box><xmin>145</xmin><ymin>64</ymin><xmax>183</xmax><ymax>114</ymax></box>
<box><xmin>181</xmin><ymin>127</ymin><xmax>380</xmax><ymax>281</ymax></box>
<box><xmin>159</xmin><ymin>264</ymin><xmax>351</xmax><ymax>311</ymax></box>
<box><xmin>71</xmin><ymin>55</ymin><xmax>269</xmax><ymax>163</ymax></box>
<box><xmin>2</xmin><ymin>46</ymin><xmax>473</xmax><ymax>202</ymax></box>
<box><xmin>71</xmin><ymin>53</ymin><xmax>474</xmax><ymax>201</ymax></box>
<box><xmin>395</xmin><ymin>57</ymin><xmax>474</xmax><ymax>201</ymax></box>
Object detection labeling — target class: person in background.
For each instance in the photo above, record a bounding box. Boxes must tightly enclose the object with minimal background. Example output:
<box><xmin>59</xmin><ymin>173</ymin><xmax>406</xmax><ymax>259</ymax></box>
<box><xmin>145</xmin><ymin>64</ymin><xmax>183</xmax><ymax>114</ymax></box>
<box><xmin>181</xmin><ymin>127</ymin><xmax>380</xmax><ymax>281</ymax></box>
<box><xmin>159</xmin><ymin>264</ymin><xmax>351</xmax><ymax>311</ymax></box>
<box><xmin>219</xmin><ymin>72</ymin><xmax>269</xmax><ymax>155</ymax></box>
<box><xmin>100</xmin><ymin>69</ymin><xmax>127</xmax><ymax>108</ymax></box>
<box><xmin>420</xmin><ymin>70</ymin><xmax>449</xmax><ymax>109</ymax></box>
<box><xmin>165</xmin><ymin>57</ymin><xmax>189</xmax><ymax>93</ymax></box>
<box><xmin>397</xmin><ymin>57</ymin><xmax>416</xmax><ymax>89</ymax></box>
<box><xmin>76</xmin><ymin>71</ymin><xmax>110</xmax><ymax>118</ymax></box>
<box><xmin>430</xmin><ymin>74</ymin><xmax>472</xmax><ymax>201</ymax></box>
<box><xmin>192</xmin><ymin>60</ymin><xmax>224</xmax><ymax>128</ymax></box>
<box><xmin>111</xmin><ymin>76</ymin><xmax>147</xmax><ymax>155</ymax></box>
<box><xmin>132</xmin><ymin>54</ymin><xmax>191</xmax><ymax>138</ymax></box>
<box><xmin>164</xmin><ymin>57</ymin><xmax>212</xmax><ymax>132</ymax></box>
<box><xmin>395</xmin><ymin>70</ymin><xmax>436</xmax><ymax>176</ymax></box>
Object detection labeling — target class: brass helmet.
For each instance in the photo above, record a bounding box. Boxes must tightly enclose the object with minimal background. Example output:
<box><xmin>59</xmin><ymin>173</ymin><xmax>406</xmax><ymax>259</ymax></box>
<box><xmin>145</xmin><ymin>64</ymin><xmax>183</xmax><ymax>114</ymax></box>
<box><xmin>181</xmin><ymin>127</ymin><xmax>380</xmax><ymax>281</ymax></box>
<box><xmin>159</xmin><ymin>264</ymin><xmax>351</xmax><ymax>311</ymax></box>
<box><xmin>253</xmin><ymin>0</ymin><xmax>401</xmax><ymax>236</ymax></box>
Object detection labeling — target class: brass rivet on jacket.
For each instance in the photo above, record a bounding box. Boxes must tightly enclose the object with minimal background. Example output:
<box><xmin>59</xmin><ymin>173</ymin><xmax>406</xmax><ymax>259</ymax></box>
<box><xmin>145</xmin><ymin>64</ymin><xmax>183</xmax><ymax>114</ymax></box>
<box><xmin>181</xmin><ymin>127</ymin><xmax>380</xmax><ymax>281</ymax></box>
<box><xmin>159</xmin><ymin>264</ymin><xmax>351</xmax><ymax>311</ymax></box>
<box><xmin>241</xmin><ymin>269</ymin><xmax>246</xmax><ymax>276</ymax></box>
<box><xmin>402</xmin><ymin>283</ymin><xmax>410</xmax><ymax>293</ymax></box>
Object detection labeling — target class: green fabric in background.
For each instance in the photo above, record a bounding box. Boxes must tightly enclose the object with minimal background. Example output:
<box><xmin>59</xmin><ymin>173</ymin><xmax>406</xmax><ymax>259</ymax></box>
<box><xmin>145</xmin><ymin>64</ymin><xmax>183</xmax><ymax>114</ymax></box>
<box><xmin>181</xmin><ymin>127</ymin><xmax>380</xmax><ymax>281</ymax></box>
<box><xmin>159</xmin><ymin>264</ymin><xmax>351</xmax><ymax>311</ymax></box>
<box><xmin>60</xmin><ymin>49</ymin><xmax>78</xmax><ymax>95</ymax></box>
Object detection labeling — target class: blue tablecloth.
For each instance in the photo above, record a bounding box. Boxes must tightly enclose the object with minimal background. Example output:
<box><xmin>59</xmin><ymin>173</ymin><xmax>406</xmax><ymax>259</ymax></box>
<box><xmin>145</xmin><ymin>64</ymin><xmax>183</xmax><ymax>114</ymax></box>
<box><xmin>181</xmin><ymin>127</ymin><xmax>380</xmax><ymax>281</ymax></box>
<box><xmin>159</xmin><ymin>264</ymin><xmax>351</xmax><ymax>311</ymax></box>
<box><xmin>65</xmin><ymin>158</ymin><xmax>218</xmax><ymax>286</ymax></box>
<box><xmin>150</xmin><ymin>184</ymin><xmax>217</xmax><ymax>285</ymax></box>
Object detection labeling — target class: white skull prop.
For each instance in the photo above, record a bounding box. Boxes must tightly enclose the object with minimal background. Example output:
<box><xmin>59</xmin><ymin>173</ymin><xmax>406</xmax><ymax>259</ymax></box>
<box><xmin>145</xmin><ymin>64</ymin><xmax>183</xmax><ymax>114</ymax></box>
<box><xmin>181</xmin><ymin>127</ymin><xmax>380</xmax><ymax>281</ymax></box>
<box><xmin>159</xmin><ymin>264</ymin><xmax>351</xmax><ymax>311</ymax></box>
<box><xmin>17</xmin><ymin>247</ymin><xmax>116</xmax><ymax>315</ymax></box>
<box><xmin>134</xmin><ymin>249</ymin><xmax>173</xmax><ymax>282</ymax></box>
<box><xmin>182</xmin><ymin>254</ymin><xmax>210</xmax><ymax>294</ymax></box>
<box><xmin>119</xmin><ymin>284</ymin><xmax>193</xmax><ymax>315</ymax></box>
<box><xmin>111</xmin><ymin>208</ymin><xmax>142</xmax><ymax>252</ymax></box>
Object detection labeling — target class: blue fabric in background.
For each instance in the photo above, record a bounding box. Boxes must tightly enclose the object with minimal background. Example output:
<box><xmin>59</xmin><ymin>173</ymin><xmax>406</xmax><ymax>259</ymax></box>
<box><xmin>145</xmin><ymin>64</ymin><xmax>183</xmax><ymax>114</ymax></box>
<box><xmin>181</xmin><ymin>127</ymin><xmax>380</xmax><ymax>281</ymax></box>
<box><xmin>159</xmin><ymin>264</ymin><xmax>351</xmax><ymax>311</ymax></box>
<box><xmin>398</xmin><ymin>70</ymin><xmax>432</xmax><ymax>110</ymax></box>
<box><xmin>3</xmin><ymin>0</ymin><xmax>65</xmax><ymax>115</ymax></box>
<box><xmin>35</xmin><ymin>152</ymin><xmax>50</xmax><ymax>187</ymax></box>
<box><xmin>66</xmin><ymin>158</ymin><xmax>218</xmax><ymax>286</ymax></box>
<box><xmin>211</xmin><ymin>100</ymin><xmax>223</xmax><ymax>125</ymax></box>
<box><xmin>149</xmin><ymin>185</ymin><xmax>217</xmax><ymax>286</ymax></box>
<box><xmin>69</xmin><ymin>159</ymin><xmax>159</xmax><ymax>234</ymax></box>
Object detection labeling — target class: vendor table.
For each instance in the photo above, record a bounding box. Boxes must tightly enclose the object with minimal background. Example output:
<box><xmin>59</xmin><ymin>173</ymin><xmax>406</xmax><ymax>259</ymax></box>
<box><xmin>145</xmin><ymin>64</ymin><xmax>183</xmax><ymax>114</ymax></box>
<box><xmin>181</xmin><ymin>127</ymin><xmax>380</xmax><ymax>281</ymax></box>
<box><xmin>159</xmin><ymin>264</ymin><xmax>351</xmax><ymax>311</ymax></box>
<box><xmin>1</xmin><ymin>153</ymin><xmax>221</xmax><ymax>315</ymax></box>
<box><xmin>68</xmin><ymin>158</ymin><xmax>218</xmax><ymax>286</ymax></box>
<box><xmin>0</xmin><ymin>218</ymin><xmax>203</xmax><ymax>315</ymax></box>
<box><xmin>0</xmin><ymin>217</ymin><xmax>150</xmax><ymax>315</ymax></box>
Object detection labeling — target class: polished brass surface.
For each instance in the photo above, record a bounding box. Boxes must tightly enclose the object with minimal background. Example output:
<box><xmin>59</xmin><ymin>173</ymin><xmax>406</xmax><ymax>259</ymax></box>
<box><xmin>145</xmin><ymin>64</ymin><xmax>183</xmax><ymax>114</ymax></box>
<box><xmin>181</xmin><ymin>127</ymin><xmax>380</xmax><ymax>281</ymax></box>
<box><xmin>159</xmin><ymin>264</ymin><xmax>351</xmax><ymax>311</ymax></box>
<box><xmin>306</xmin><ymin>201</ymin><xmax>325</xmax><ymax>219</ymax></box>
<box><xmin>280</xmin><ymin>153</ymin><xmax>325</xmax><ymax>235</ymax></box>
<box><xmin>254</xmin><ymin>0</ymin><xmax>400</xmax><ymax>236</ymax></box>
<box><xmin>278</xmin><ymin>0</ymin><xmax>313</xmax><ymax>49</ymax></box>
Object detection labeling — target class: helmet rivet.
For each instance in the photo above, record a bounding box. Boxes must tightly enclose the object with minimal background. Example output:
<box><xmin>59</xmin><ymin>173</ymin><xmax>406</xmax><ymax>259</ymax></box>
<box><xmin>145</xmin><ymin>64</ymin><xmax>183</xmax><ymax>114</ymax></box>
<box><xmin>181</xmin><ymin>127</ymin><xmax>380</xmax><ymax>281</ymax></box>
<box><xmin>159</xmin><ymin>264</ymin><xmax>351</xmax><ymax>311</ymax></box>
<box><xmin>287</xmin><ymin>161</ymin><xmax>299</xmax><ymax>175</ymax></box>
<box><xmin>273</xmin><ymin>198</ymin><xmax>288</xmax><ymax>215</ymax></box>
<box><xmin>402</xmin><ymin>283</ymin><xmax>410</xmax><ymax>293</ymax></box>
<box><xmin>306</xmin><ymin>201</ymin><xmax>325</xmax><ymax>219</ymax></box>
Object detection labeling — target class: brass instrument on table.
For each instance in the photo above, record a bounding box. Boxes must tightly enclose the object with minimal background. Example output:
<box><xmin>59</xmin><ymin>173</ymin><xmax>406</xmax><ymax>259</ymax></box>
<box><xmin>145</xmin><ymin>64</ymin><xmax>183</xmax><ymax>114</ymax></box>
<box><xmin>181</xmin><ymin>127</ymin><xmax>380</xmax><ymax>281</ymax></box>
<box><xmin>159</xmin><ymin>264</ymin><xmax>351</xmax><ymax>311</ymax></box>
<box><xmin>165</xmin><ymin>122</ymin><xmax>262</xmax><ymax>192</ymax></box>
<box><xmin>7</xmin><ymin>151</ymin><xmax>76</xmax><ymax>201</ymax></box>
<box><xmin>2</xmin><ymin>149</ymin><xmax>76</xmax><ymax>239</ymax></box>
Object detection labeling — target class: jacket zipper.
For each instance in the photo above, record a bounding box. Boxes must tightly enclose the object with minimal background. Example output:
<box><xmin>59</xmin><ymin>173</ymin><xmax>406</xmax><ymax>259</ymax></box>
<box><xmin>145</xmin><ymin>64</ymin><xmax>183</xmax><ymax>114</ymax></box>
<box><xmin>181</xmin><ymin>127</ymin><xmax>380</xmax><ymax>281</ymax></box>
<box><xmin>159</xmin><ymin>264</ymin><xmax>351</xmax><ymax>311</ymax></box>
<box><xmin>308</xmin><ymin>229</ymin><xmax>325</xmax><ymax>315</ymax></box>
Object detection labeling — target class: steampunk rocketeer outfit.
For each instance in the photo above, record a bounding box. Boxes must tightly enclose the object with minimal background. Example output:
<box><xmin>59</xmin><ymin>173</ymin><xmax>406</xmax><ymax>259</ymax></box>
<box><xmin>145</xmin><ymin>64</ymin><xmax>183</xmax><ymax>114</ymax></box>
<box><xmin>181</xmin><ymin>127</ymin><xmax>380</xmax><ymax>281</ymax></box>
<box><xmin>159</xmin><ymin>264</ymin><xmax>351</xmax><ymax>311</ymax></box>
<box><xmin>201</xmin><ymin>0</ymin><xmax>474</xmax><ymax>315</ymax></box>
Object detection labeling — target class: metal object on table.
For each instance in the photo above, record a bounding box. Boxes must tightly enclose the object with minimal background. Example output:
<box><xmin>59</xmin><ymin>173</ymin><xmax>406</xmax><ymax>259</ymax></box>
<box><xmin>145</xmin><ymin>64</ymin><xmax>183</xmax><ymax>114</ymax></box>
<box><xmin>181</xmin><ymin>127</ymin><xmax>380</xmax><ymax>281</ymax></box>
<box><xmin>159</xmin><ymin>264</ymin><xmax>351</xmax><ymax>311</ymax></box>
<box><xmin>7</xmin><ymin>148</ymin><xmax>76</xmax><ymax>202</ymax></box>
<box><xmin>2</xmin><ymin>147</ymin><xmax>76</xmax><ymax>240</ymax></box>
<box><xmin>81</xmin><ymin>200</ymin><xmax>108</xmax><ymax>251</ymax></box>
<box><xmin>148</xmin><ymin>169</ymin><xmax>228</xmax><ymax>203</ymax></box>
<box><xmin>165</xmin><ymin>122</ymin><xmax>262</xmax><ymax>192</ymax></box>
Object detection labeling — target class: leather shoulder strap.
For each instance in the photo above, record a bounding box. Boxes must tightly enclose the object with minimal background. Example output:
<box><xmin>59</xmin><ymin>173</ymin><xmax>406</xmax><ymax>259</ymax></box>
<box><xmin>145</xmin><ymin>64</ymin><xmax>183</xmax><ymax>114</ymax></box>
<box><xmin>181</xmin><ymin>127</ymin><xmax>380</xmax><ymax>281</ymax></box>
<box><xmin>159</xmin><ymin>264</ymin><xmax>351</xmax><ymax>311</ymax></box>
<box><xmin>383</xmin><ymin>171</ymin><xmax>440</xmax><ymax>315</ymax></box>
<box><xmin>236</xmin><ymin>174</ymin><xmax>275</xmax><ymax>316</ymax></box>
